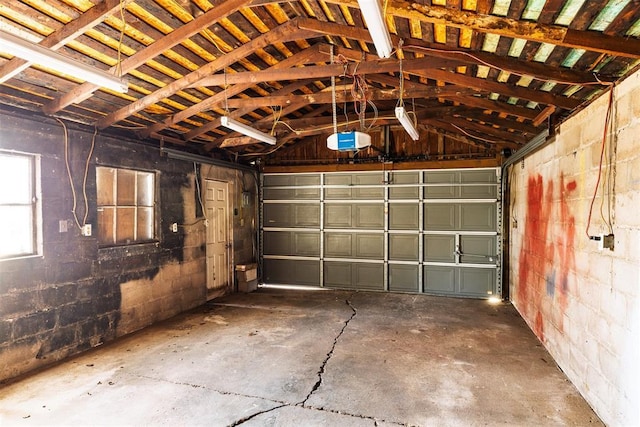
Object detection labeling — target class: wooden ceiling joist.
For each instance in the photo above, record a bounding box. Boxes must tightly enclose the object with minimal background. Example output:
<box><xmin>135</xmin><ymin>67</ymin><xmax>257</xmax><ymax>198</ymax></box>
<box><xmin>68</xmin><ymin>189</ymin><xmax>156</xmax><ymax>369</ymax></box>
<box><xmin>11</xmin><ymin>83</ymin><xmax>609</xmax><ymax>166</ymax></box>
<box><xmin>43</xmin><ymin>0</ymin><xmax>251</xmax><ymax>115</ymax></box>
<box><xmin>96</xmin><ymin>18</ymin><xmax>313</xmax><ymax>128</ymax></box>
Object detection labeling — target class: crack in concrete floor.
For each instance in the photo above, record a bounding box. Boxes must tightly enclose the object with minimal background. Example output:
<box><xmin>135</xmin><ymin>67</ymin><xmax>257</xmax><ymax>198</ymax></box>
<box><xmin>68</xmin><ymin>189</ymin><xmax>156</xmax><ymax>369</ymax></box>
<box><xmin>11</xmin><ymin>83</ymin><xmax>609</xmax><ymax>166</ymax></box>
<box><xmin>300</xmin><ymin>298</ymin><xmax>357</xmax><ymax>406</ymax></box>
<box><xmin>227</xmin><ymin>298</ymin><xmax>407</xmax><ymax>427</ymax></box>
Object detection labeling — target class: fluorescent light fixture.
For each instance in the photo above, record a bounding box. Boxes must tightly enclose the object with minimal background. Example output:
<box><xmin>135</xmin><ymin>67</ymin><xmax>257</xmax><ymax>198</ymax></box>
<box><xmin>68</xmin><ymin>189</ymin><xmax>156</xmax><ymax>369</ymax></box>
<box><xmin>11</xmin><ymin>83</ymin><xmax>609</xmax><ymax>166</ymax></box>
<box><xmin>357</xmin><ymin>0</ymin><xmax>393</xmax><ymax>58</ymax></box>
<box><xmin>395</xmin><ymin>106</ymin><xmax>420</xmax><ymax>140</ymax></box>
<box><xmin>221</xmin><ymin>116</ymin><xmax>276</xmax><ymax>145</ymax></box>
<box><xmin>0</xmin><ymin>29</ymin><xmax>128</xmax><ymax>93</ymax></box>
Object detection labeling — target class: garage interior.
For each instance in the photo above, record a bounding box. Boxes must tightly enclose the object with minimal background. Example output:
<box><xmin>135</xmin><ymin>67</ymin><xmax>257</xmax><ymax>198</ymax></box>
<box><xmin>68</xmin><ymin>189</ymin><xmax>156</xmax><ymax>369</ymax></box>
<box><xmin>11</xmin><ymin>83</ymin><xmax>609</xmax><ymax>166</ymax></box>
<box><xmin>0</xmin><ymin>0</ymin><xmax>638</xmax><ymax>425</ymax></box>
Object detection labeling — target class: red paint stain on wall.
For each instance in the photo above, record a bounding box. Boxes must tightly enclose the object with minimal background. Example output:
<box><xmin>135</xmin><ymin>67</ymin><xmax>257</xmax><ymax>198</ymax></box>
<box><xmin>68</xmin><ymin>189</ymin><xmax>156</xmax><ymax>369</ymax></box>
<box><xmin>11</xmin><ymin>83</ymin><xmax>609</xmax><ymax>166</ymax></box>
<box><xmin>516</xmin><ymin>173</ymin><xmax>577</xmax><ymax>342</ymax></box>
<box><xmin>556</xmin><ymin>175</ymin><xmax>577</xmax><ymax>315</ymax></box>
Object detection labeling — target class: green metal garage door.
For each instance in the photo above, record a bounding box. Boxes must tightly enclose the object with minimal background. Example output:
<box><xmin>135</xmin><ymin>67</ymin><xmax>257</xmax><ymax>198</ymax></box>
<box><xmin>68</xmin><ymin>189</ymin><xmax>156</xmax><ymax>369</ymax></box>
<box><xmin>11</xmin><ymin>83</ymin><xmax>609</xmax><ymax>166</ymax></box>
<box><xmin>261</xmin><ymin>169</ymin><xmax>501</xmax><ymax>298</ymax></box>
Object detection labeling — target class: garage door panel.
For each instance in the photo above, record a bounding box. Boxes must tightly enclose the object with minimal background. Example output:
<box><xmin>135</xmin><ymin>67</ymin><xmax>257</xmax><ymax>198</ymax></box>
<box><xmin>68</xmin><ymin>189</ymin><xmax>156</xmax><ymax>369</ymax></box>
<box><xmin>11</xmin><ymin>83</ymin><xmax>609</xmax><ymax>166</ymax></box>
<box><xmin>424</xmin><ymin>204</ymin><xmax>456</xmax><ymax>230</ymax></box>
<box><xmin>263</xmin><ymin>204</ymin><xmax>291</xmax><ymax>227</ymax></box>
<box><xmin>424</xmin><ymin>266</ymin><xmax>456</xmax><ymax>293</ymax></box>
<box><xmin>325</xmin><ymin>175</ymin><xmax>352</xmax><ymax>199</ymax></box>
<box><xmin>354</xmin><ymin>174</ymin><xmax>384</xmax><ymax>199</ymax></box>
<box><xmin>294</xmin><ymin>204</ymin><xmax>320</xmax><ymax>227</ymax></box>
<box><xmin>263</xmin><ymin>231</ymin><xmax>292</xmax><ymax>255</ymax></box>
<box><xmin>389</xmin><ymin>234</ymin><xmax>419</xmax><ymax>261</ymax></box>
<box><xmin>353</xmin><ymin>263</ymin><xmax>384</xmax><ymax>290</ymax></box>
<box><xmin>355</xmin><ymin>234</ymin><xmax>384</xmax><ymax>258</ymax></box>
<box><xmin>460</xmin><ymin>268</ymin><xmax>495</xmax><ymax>296</ymax></box>
<box><xmin>424</xmin><ymin>171</ymin><xmax>458</xmax><ymax>199</ymax></box>
<box><xmin>424</xmin><ymin>234</ymin><xmax>455</xmax><ymax>262</ymax></box>
<box><xmin>460</xmin><ymin>170</ymin><xmax>497</xmax><ymax>184</ymax></box>
<box><xmin>264</xmin><ymin>259</ymin><xmax>320</xmax><ymax>286</ymax></box>
<box><xmin>325</xmin><ymin>233</ymin><xmax>353</xmax><ymax>257</ymax></box>
<box><xmin>263</xmin><ymin>175</ymin><xmax>292</xmax><ymax>187</ymax></box>
<box><xmin>325</xmin><ymin>204</ymin><xmax>353</xmax><ymax>228</ymax></box>
<box><xmin>389</xmin><ymin>203</ymin><xmax>419</xmax><ymax>229</ymax></box>
<box><xmin>294</xmin><ymin>232</ymin><xmax>320</xmax><ymax>256</ymax></box>
<box><xmin>459</xmin><ymin>204</ymin><xmax>496</xmax><ymax>231</ymax></box>
<box><xmin>354</xmin><ymin>204</ymin><xmax>384</xmax><ymax>229</ymax></box>
<box><xmin>460</xmin><ymin>235</ymin><xmax>496</xmax><ymax>265</ymax></box>
<box><xmin>389</xmin><ymin>264</ymin><xmax>419</xmax><ymax>292</ymax></box>
<box><xmin>324</xmin><ymin>262</ymin><xmax>353</xmax><ymax>287</ymax></box>
<box><xmin>389</xmin><ymin>172</ymin><xmax>419</xmax><ymax>199</ymax></box>
<box><xmin>460</xmin><ymin>185</ymin><xmax>497</xmax><ymax>199</ymax></box>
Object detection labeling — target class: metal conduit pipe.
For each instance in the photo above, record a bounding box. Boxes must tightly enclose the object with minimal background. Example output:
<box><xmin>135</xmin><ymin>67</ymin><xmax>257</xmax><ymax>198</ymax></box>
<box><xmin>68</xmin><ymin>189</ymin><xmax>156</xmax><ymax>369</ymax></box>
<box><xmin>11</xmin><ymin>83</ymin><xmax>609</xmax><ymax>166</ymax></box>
<box><xmin>160</xmin><ymin>147</ymin><xmax>257</xmax><ymax>173</ymax></box>
<box><xmin>499</xmin><ymin>129</ymin><xmax>551</xmax><ymax>300</ymax></box>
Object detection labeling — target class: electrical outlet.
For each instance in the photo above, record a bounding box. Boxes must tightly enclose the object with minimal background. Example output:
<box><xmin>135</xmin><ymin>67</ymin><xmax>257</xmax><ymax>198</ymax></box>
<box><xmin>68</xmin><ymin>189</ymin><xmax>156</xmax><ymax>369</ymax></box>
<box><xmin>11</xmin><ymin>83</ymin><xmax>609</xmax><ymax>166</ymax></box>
<box><xmin>600</xmin><ymin>234</ymin><xmax>614</xmax><ymax>251</ymax></box>
<box><xmin>59</xmin><ymin>219</ymin><xmax>68</xmax><ymax>233</ymax></box>
<box><xmin>171</xmin><ymin>222</ymin><xmax>178</xmax><ymax>233</ymax></box>
<box><xmin>590</xmin><ymin>234</ymin><xmax>614</xmax><ymax>251</ymax></box>
<box><xmin>81</xmin><ymin>224</ymin><xmax>92</xmax><ymax>236</ymax></box>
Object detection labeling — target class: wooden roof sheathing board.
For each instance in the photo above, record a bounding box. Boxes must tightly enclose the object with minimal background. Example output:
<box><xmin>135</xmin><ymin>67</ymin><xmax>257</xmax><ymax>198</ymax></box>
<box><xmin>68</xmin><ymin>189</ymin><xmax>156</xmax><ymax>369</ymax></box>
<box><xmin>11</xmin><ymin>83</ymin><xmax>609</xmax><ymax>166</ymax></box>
<box><xmin>0</xmin><ymin>0</ymin><xmax>638</xmax><ymax>166</ymax></box>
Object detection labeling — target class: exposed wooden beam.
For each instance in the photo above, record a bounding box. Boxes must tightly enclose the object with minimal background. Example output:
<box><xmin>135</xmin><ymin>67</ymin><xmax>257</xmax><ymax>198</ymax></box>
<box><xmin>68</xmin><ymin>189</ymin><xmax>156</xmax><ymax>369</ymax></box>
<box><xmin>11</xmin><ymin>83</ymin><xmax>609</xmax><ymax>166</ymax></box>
<box><xmin>316</xmin><ymin>1</ymin><xmax>640</xmax><ymax>58</ymax></box>
<box><xmin>43</xmin><ymin>0</ymin><xmax>252</xmax><ymax>115</ymax></box>
<box><xmin>0</xmin><ymin>0</ymin><xmax>132</xmax><ymax>84</ymax></box>
<box><xmin>220</xmin><ymin>136</ymin><xmax>260</xmax><ymax>147</ymax></box>
<box><xmin>214</xmin><ymin>85</ymin><xmax>476</xmax><ymax>110</ymax></box>
<box><xmin>96</xmin><ymin>19</ymin><xmax>312</xmax><ymax>128</ymax></box>
<box><xmin>426</xmin><ymin>119</ymin><xmax>521</xmax><ymax>147</ymax></box>
<box><xmin>409</xmin><ymin>68</ymin><xmax>581</xmax><ymax>110</ymax></box>
<box><xmin>455</xmin><ymin>110</ymin><xmax>542</xmax><ymax>135</ymax></box>
<box><xmin>533</xmin><ymin>105</ymin><xmax>556</xmax><ymax>126</ymax></box>
<box><xmin>261</xmin><ymin>157</ymin><xmax>501</xmax><ymax>173</ymax></box>
<box><xmin>302</xmin><ymin>20</ymin><xmax>614</xmax><ymax>85</ymax></box>
<box><xmin>441</xmin><ymin>117</ymin><xmax>529</xmax><ymax>144</ymax></box>
<box><xmin>190</xmin><ymin>55</ymin><xmax>458</xmax><ymax>87</ymax></box>
<box><xmin>140</xmin><ymin>46</ymin><xmax>323</xmax><ymax>138</ymax></box>
<box><xmin>447</xmin><ymin>95</ymin><xmax>541</xmax><ymax>120</ymax></box>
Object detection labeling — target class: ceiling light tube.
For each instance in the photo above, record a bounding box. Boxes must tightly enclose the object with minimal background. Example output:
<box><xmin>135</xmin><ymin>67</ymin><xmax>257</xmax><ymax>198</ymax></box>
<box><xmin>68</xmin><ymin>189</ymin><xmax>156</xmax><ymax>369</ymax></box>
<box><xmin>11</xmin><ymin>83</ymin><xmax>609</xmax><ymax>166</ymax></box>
<box><xmin>357</xmin><ymin>0</ymin><xmax>393</xmax><ymax>58</ymax></box>
<box><xmin>395</xmin><ymin>106</ymin><xmax>420</xmax><ymax>140</ymax></box>
<box><xmin>221</xmin><ymin>116</ymin><xmax>276</xmax><ymax>145</ymax></box>
<box><xmin>0</xmin><ymin>29</ymin><xmax>128</xmax><ymax>93</ymax></box>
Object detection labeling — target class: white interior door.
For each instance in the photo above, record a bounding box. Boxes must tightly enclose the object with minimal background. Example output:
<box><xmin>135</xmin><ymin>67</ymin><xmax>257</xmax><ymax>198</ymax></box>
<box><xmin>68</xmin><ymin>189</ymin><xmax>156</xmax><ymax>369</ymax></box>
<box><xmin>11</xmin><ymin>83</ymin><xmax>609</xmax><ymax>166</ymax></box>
<box><xmin>205</xmin><ymin>180</ymin><xmax>230</xmax><ymax>298</ymax></box>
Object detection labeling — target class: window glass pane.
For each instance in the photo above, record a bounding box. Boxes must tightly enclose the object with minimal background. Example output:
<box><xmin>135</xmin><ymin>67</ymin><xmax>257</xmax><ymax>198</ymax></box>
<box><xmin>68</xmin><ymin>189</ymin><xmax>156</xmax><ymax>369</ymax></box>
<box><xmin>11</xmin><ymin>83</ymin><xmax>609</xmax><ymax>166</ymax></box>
<box><xmin>137</xmin><ymin>172</ymin><xmax>154</xmax><ymax>206</ymax></box>
<box><xmin>116</xmin><ymin>169</ymin><xmax>136</xmax><ymax>205</ymax></box>
<box><xmin>0</xmin><ymin>206</ymin><xmax>33</xmax><ymax>257</ymax></box>
<box><xmin>137</xmin><ymin>207</ymin><xmax>154</xmax><ymax>240</ymax></box>
<box><xmin>0</xmin><ymin>154</ymin><xmax>31</xmax><ymax>204</ymax></box>
<box><xmin>97</xmin><ymin>207</ymin><xmax>115</xmax><ymax>245</ymax></box>
<box><xmin>96</xmin><ymin>167</ymin><xmax>115</xmax><ymax>206</ymax></box>
<box><xmin>97</xmin><ymin>166</ymin><xmax>156</xmax><ymax>246</ymax></box>
<box><xmin>115</xmin><ymin>207</ymin><xmax>135</xmax><ymax>243</ymax></box>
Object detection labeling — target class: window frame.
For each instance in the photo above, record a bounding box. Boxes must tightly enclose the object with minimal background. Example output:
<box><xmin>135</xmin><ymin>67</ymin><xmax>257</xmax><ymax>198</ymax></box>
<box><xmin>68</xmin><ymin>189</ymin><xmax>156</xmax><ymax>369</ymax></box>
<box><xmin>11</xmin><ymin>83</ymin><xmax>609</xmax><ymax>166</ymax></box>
<box><xmin>0</xmin><ymin>150</ymin><xmax>42</xmax><ymax>261</ymax></box>
<box><xmin>96</xmin><ymin>165</ymin><xmax>158</xmax><ymax>247</ymax></box>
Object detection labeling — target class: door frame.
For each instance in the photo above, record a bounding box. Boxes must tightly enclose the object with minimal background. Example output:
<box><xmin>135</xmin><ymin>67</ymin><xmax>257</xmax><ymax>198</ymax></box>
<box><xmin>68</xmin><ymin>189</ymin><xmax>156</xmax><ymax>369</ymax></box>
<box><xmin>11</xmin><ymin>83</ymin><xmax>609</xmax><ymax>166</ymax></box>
<box><xmin>204</xmin><ymin>179</ymin><xmax>234</xmax><ymax>299</ymax></box>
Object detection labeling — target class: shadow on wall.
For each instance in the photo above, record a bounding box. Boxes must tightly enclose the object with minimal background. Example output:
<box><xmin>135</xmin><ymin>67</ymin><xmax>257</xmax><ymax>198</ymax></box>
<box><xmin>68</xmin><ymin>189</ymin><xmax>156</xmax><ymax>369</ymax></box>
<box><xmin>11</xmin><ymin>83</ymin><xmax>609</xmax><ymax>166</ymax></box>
<box><xmin>517</xmin><ymin>173</ymin><xmax>577</xmax><ymax>341</ymax></box>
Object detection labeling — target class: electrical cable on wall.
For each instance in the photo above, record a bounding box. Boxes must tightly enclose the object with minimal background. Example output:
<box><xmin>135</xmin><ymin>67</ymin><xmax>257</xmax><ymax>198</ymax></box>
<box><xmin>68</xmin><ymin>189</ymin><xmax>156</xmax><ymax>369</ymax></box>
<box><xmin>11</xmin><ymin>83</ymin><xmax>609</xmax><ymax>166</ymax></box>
<box><xmin>57</xmin><ymin>118</ymin><xmax>93</xmax><ymax>232</ymax></box>
<box><xmin>585</xmin><ymin>84</ymin><xmax>615</xmax><ymax>239</ymax></box>
<box><xmin>194</xmin><ymin>162</ymin><xmax>209</xmax><ymax>227</ymax></box>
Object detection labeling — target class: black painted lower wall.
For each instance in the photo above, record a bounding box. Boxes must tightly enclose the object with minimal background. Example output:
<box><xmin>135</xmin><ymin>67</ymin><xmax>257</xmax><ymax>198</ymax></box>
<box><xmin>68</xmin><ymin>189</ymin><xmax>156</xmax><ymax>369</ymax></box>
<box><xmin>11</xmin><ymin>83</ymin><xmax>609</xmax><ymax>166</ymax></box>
<box><xmin>0</xmin><ymin>112</ymin><xmax>257</xmax><ymax>382</ymax></box>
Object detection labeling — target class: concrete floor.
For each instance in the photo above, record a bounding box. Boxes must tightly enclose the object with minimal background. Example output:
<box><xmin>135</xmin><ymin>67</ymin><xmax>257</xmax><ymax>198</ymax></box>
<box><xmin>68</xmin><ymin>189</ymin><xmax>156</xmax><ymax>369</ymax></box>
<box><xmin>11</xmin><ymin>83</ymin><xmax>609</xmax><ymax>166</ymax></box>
<box><xmin>0</xmin><ymin>288</ymin><xmax>602</xmax><ymax>426</ymax></box>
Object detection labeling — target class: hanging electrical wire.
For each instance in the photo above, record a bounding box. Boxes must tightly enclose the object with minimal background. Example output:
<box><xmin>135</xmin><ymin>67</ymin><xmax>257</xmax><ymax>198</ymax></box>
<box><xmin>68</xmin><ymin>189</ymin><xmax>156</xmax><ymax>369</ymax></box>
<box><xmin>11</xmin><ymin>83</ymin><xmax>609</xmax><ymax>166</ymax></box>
<box><xmin>586</xmin><ymin>84</ymin><xmax>616</xmax><ymax>238</ymax></box>
<box><xmin>331</xmin><ymin>45</ymin><xmax>338</xmax><ymax>135</ymax></box>
<box><xmin>57</xmin><ymin>118</ymin><xmax>93</xmax><ymax>232</ymax></box>
<box><xmin>115</xmin><ymin>0</ymin><xmax>126</xmax><ymax>78</ymax></box>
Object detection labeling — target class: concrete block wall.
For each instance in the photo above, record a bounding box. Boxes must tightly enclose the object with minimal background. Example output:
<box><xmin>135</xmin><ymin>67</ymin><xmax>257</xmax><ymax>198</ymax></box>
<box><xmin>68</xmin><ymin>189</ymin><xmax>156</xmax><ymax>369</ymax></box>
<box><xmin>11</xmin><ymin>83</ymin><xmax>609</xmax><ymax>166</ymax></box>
<box><xmin>508</xmin><ymin>69</ymin><xmax>640</xmax><ymax>426</ymax></box>
<box><xmin>0</xmin><ymin>113</ymin><xmax>256</xmax><ymax>382</ymax></box>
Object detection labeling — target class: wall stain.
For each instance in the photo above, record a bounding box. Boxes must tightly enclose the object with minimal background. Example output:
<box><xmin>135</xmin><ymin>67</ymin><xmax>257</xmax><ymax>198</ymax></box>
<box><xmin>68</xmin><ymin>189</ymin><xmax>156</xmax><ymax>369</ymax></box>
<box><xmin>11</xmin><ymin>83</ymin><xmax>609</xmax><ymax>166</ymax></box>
<box><xmin>517</xmin><ymin>173</ymin><xmax>577</xmax><ymax>342</ymax></box>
